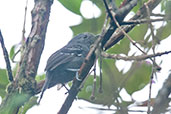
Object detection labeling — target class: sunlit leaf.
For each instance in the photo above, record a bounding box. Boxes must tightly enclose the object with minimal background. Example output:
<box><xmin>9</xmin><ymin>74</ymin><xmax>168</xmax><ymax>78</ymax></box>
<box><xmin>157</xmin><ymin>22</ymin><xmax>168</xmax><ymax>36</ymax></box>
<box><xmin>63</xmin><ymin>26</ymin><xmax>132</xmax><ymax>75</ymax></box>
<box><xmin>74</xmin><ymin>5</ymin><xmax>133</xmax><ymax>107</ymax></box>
<box><xmin>35</xmin><ymin>74</ymin><xmax>45</xmax><ymax>82</ymax></box>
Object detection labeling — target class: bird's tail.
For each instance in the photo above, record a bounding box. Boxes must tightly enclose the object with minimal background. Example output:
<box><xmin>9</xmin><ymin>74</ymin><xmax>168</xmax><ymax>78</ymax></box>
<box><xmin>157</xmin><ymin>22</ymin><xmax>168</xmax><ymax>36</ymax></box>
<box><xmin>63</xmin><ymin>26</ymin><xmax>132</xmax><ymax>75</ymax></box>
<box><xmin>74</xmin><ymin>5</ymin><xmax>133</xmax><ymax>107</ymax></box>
<box><xmin>38</xmin><ymin>72</ymin><xmax>52</xmax><ymax>104</ymax></box>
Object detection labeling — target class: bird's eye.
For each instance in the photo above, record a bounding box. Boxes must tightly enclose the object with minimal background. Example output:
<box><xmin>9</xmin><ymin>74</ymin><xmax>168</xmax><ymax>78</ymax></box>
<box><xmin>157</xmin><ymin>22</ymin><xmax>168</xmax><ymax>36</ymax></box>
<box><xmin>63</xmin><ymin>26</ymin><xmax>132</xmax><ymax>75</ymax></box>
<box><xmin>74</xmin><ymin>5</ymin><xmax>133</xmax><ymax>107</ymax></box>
<box><xmin>83</xmin><ymin>35</ymin><xmax>88</xmax><ymax>39</ymax></box>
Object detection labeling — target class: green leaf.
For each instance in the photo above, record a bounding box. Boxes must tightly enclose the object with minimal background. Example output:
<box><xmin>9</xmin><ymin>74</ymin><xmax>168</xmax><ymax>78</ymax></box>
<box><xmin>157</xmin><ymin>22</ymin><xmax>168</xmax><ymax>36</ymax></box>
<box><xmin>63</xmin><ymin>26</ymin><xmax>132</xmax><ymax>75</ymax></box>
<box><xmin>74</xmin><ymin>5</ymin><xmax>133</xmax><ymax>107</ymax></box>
<box><xmin>132</xmin><ymin>0</ymin><xmax>148</xmax><ymax>13</ymax></box>
<box><xmin>58</xmin><ymin>0</ymin><xmax>82</xmax><ymax>15</ymax></box>
<box><xmin>78</xmin><ymin>60</ymin><xmax>152</xmax><ymax>106</ymax></box>
<box><xmin>18</xmin><ymin>96</ymin><xmax>38</xmax><ymax>114</ymax></box>
<box><xmin>107</xmin><ymin>38</ymin><xmax>130</xmax><ymax>55</ymax></box>
<box><xmin>124</xmin><ymin>61</ymin><xmax>152</xmax><ymax>95</ymax></box>
<box><xmin>161</xmin><ymin>0</ymin><xmax>171</xmax><ymax>18</ymax></box>
<box><xmin>78</xmin><ymin>75</ymin><xmax>99</xmax><ymax>101</ymax></box>
<box><xmin>78</xmin><ymin>59</ymin><xmax>123</xmax><ymax>107</ymax></box>
<box><xmin>115</xmin><ymin>0</ymin><xmax>124</xmax><ymax>7</ymax></box>
<box><xmin>9</xmin><ymin>45</ymin><xmax>15</xmax><ymax>61</ymax></box>
<box><xmin>165</xmin><ymin>0</ymin><xmax>171</xmax><ymax>15</ymax></box>
<box><xmin>128</xmin><ymin>24</ymin><xmax>148</xmax><ymax>41</ymax></box>
<box><xmin>0</xmin><ymin>93</ymin><xmax>31</xmax><ymax>114</ymax></box>
<box><xmin>71</xmin><ymin>0</ymin><xmax>105</xmax><ymax>35</ymax></box>
<box><xmin>0</xmin><ymin>68</ymin><xmax>9</xmax><ymax>98</ymax></box>
<box><xmin>71</xmin><ymin>17</ymin><xmax>105</xmax><ymax>35</ymax></box>
<box><xmin>35</xmin><ymin>74</ymin><xmax>45</xmax><ymax>82</ymax></box>
<box><xmin>78</xmin><ymin>74</ymin><xmax>115</xmax><ymax>107</ymax></box>
<box><xmin>143</xmin><ymin>33</ymin><xmax>152</xmax><ymax>49</ymax></box>
<box><xmin>156</xmin><ymin>22</ymin><xmax>171</xmax><ymax>41</ymax></box>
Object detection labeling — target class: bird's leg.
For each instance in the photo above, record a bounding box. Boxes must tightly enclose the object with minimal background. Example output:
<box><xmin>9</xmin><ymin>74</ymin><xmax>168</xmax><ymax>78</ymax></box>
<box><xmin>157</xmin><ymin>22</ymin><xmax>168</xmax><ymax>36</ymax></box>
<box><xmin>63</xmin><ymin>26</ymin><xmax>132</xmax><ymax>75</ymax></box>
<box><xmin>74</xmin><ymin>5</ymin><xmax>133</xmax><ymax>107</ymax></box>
<box><xmin>75</xmin><ymin>71</ymin><xmax>82</xmax><ymax>81</ymax></box>
<box><xmin>67</xmin><ymin>68</ymin><xmax>82</xmax><ymax>81</ymax></box>
<box><xmin>61</xmin><ymin>83</ymin><xmax>70</xmax><ymax>94</ymax></box>
<box><xmin>62</xmin><ymin>83</ymin><xmax>78</xmax><ymax>100</ymax></box>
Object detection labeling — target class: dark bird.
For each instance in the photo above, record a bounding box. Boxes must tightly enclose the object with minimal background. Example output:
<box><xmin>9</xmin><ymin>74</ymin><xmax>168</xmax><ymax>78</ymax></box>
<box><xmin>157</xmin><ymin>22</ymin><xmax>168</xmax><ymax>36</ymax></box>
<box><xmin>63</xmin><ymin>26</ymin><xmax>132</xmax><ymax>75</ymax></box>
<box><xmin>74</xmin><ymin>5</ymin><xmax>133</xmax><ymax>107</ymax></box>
<box><xmin>38</xmin><ymin>33</ymin><xmax>98</xmax><ymax>103</ymax></box>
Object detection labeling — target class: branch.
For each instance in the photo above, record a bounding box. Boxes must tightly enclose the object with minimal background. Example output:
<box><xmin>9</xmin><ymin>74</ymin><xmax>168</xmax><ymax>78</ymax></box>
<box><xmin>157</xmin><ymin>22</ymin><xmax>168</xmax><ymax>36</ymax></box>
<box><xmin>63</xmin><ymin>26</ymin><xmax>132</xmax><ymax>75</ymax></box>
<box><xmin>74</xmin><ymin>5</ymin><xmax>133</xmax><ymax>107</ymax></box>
<box><xmin>58</xmin><ymin>0</ymin><xmax>138</xmax><ymax>113</ymax></box>
<box><xmin>104</xmin><ymin>0</ymin><xmax>162</xmax><ymax>50</ymax></box>
<box><xmin>58</xmin><ymin>0</ymin><xmax>163</xmax><ymax>113</ymax></box>
<box><xmin>151</xmin><ymin>13</ymin><xmax>166</xmax><ymax>17</ymax></box>
<box><xmin>0</xmin><ymin>0</ymin><xmax>53</xmax><ymax>114</ymax></box>
<box><xmin>101</xmin><ymin>0</ymin><xmax>138</xmax><ymax>48</ymax></box>
<box><xmin>101</xmin><ymin>50</ymin><xmax>171</xmax><ymax>61</ymax></box>
<box><xmin>0</xmin><ymin>30</ymin><xmax>13</xmax><ymax>82</ymax></box>
<box><xmin>122</xmin><ymin>18</ymin><xmax>168</xmax><ymax>25</ymax></box>
<box><xmin>151</xmin><ymin>74</ymin><xmax>171</xmax><ymax>114</ymax></box>
<box><xmin>145</xmin><ymin>4</ymin><xmax>157</xmax><ymax>113</ymax></box>
<box><xmin>113</xmin><ymin>14</ymin><xmax>161</xmax><ymax>70</ymax></box>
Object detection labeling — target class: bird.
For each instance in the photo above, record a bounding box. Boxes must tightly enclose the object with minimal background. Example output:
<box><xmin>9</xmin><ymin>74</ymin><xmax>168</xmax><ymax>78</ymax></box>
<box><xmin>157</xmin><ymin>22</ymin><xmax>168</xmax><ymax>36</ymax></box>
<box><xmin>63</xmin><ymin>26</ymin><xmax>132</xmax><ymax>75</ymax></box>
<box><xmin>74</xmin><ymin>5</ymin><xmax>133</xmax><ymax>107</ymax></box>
<box><xmin>38</xmin><ymin>33</ymin><xmax>98</xmax><ymax>103</ymax></box>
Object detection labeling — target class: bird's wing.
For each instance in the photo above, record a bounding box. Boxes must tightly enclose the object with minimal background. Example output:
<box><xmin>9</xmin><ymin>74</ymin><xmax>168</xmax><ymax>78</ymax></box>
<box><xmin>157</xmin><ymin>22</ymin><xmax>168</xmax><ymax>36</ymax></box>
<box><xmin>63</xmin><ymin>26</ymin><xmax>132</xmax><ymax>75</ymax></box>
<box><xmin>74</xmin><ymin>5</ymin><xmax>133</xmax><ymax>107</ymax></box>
<box><xmin>45</xmin><ymin>44</ymin><xmax>84</xmax><ymax>71</ymax></box>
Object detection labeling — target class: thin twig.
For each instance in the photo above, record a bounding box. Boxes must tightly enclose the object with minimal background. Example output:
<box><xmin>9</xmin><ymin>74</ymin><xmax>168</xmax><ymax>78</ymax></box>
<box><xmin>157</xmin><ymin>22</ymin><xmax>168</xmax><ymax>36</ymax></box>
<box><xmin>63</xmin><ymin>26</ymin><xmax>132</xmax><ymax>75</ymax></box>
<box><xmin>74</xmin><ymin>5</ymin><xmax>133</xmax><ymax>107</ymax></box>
<box><xmin>113</xmin><ymin>16</ymin><xmax>161</xmax><ymax>71</ymax></box>
<box><xmin>122</xmin><ymin>18</ymin><xmax>167</xmax><ymax>25</ymax></box>
<box><xmin>148</xmin><ymin>70</ymin><xmax>154</xmax><ymax>114</ymax></box>
<box><xmin>145</xmin><ymin>4</ymin><xmax>160</xmax><ymax>113</ymax></box>
<box><xmin>11</xmin><ymin>0</ymin><xmax>28</xmax><ymax>63</ymax></box>
<box><xmin>103</xmin><ymin>0</ymin><xmax>115</xmax><ymax>23</ymax></box>
<box><xmin>97</xmin><ymin>14</ymin><xmax>108</xmax><ymax>94</ymax></box>
<box><xmin>114</xmin><ymin>17</ymin><xmax>146</xmax><ymax>54</ymax></box>
<box><xmin>12</xmin><ymin>49</ymin><xmax>20</xmax><ymax>63</ymax></box>
<box><xmin>0</xmin><ymin>30</ymin><xmax>13</xmax><ymax>82</ymax></box>
<box><xmin>151</xmin><ymin>13</ymin><xmax>165</xmax><ymax>17</ymax></box>
<box><xmin>104</xmin><ymin>0</ymin><xmax>162</xmax><ymax>50</ymax></box>
<box><xmin>109</xmin><ymin>0</ymin><xmax>118</xmax><ymax>12</ymax></box>
<box><xmin>90</xmin><ymin>63</ymin><xmax>96</xmax><ymax>100</ymax></box>
<box><xmin>99</xmin><ymin>54</ymin><xmax>103</xmax><ymax>93</ymax></box>
<box><xmin>101</xmin><ymin>50</ymin><xmax>171</xmax><ymax>61</ymax></box>
<box><xmin>85</xmin><ymin>106</ymin><xmax>151</xmax><ymax>112</ymax></box>
<box><xmin>20</xmin><ymin>0</ymin><xmax>29</xmax><ymax>59</ymax></box>
<box><xmin>22</xmin><ymin>0</ymin><xmax>28</xmax><ymax>46</ymax></box>
<box><xmin>58</xmin><ymin>0</ymin><xmax>161</xmax><ymax>113</ymax></box>
<box><xmin>145</xmin><ymin>3</ymin><xmax>158</xmax><ymax>55</ymax></box>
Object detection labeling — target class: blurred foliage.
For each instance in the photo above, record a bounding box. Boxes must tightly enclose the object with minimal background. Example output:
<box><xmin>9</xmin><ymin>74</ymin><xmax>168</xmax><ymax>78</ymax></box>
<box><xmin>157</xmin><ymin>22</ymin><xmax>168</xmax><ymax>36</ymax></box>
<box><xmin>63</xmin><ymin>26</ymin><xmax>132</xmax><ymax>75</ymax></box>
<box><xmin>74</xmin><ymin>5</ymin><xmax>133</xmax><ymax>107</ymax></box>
<box><xmin>9</xmin><ymin>45</ymin><xmax>15</xmax><ymax>61</ymax></box>
<box><xmin>0</xmin><ymin>93</ymin><xmax>31</xmax><ymax>114</ymax></box>
<box><xmin>71</xmin><ymin>0</ymin><xmax>106</xmax><ymax>35</ymax></box>
<box><xmin>131</xmin><ymin>0</ymin><xmax>148</xmax><ymax>13</ymax></box>
<box><xmin>18</xmin><ymin>96</ymin><xmax>38</xmax><ymax>114</ymax></box>
<box><xmin>0</xmin><ymin>69</ymin><xmax>9</xmax><ymax>98</ymax></box>
<box><xmin>156</xmin><ymin>21</ymin><xmax>171</xmax><ymax>41</ymax></box>
<box><xmin>69</xmin><ymin>0</ymin><xmax>170</xmax><ymax>110</ymax></box>
<box><xmin>107</xmin><ymin>38</ymin><xmax>130</xmax><ymax>55</ymax></box>
<box><xmin>78</xmin><ymin>59</ymin><xmax>152</xmax><ymax>107</ymax></box>
<box><xmin>35</xmin><ymin>73</ymin><xmax>45</xmax><ymax>82</ymax></box>
<box><xmin>58</xmin><ymin>0</ymin><xmax>82</xmax><ymax>15</ymax></box>
<box><xmin>124</xmin><ymin>61</ymin><xmax>152</xmax><ymax>95</ymax></box>
<box><xmin>0</xmin><ymin>0</ymin><xmax>170</xmax><ymax>113</ymax></box>
<box><xmin>129</xmin><ymin>24</ymin><xmax>148</xmax><ymax>42</ymax></box>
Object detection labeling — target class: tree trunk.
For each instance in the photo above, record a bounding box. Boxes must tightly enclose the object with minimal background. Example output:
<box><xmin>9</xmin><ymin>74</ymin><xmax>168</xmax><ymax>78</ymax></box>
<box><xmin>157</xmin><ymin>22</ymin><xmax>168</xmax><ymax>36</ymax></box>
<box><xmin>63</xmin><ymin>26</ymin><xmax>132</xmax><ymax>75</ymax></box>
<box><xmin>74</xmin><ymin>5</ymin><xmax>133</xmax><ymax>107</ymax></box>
<box><xmin>0</xmin><ymin>0</ymin><xmax>53</xmax><ymax>113</ymax></box>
